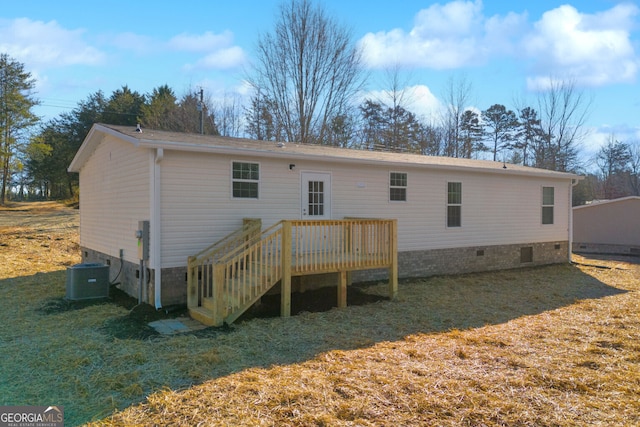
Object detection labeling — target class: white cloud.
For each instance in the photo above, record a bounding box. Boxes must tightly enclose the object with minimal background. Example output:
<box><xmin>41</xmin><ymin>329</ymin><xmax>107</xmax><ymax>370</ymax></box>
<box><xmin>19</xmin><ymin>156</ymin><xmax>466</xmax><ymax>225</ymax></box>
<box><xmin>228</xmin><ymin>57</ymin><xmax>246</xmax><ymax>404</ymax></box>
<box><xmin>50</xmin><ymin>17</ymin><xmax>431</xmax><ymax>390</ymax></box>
<box><xmin>411</xmin><ymin>0</ymin><xmax>483</xmax><ymax>38</ymax></box>
<box><xmin>405</xmin><ymin>84</ymin><xmax>444</xmax><ymax>119</ymax></box>
<box><xmin>361</xmin><ymin>84</ymin><xmax>443</xmax><ymax>120</ymax></box>
<box><xmin>0</xmin><ymin>18</ymin><xmax>106</xmax><ymax>68</ymax></box>
<box><xmin>184</xmin><ymin>46</ymin><xmax>247</xmax><ymax>71</ymax></box>
<box><xmin>359</xmin><ymin>1</ymin><xmax>639</xmax><ymax>89</ymax></box>
<box><xmin>169</xmin><ymin>30</ymin><xmax>247</xmax><ymax>71</ymax></box>
<box><xmin>523</xmin><ymin>4</ymin><xmax>639</xmax><ymax>87</ymax></box>
<box><xmin>359</xmin><ymin>0</ymin><xmax>525</xmax><ymax>70</ymax></box>
<box><xmin>168</xmin><ymin>30</ymin><xmax>235</xmax><ymax>52</ymax></box>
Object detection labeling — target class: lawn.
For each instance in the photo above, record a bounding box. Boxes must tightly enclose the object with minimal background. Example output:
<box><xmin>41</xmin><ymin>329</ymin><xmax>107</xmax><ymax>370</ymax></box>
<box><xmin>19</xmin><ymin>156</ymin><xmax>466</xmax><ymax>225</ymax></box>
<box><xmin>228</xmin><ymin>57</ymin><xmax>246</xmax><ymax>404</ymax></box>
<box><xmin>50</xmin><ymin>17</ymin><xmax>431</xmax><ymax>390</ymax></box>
<box><xmin>1</xmin><ymin>202</ymin><xmax>638</xmax><ymax>426</ymax></box>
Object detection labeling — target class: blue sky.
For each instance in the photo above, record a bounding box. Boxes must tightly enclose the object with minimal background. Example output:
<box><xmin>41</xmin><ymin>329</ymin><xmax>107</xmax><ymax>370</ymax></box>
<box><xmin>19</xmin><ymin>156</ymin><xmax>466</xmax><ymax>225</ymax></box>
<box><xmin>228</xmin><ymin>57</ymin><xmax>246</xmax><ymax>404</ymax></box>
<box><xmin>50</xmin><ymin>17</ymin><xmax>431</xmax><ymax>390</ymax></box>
<box><xmin>1</xmin><ymin>0</ymin><xmax>639</xmax><ymax>163</ymax></box>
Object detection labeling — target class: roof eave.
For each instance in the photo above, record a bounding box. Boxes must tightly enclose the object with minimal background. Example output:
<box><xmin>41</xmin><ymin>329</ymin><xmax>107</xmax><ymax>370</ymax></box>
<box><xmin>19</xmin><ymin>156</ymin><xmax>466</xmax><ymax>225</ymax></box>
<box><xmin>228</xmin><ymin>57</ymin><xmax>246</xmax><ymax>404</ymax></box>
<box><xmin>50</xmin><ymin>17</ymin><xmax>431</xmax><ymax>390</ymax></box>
<box><xmin>137</xmin><ymin>139</ymin><xmax>579</xmax><ymax>180</ymax></box>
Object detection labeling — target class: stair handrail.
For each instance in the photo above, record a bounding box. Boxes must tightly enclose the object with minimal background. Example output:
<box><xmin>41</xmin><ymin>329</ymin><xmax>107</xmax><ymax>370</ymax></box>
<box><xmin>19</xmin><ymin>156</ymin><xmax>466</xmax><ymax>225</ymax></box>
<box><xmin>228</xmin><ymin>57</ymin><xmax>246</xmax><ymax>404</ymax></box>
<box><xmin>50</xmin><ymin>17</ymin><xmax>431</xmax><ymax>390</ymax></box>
<box><xmin>216</xmin><ymin>220</ymin><xmax>285</xmax><ymax>324</ymax></box>
<box><xmin>217</xmin><ymin>220</ymin><xmax>284</xmax><ymax>265</ymax></box>
<box><xmin>189</xmin><ymin>219</ymin><xmax>262</xmax><ymax>266</ymax></box>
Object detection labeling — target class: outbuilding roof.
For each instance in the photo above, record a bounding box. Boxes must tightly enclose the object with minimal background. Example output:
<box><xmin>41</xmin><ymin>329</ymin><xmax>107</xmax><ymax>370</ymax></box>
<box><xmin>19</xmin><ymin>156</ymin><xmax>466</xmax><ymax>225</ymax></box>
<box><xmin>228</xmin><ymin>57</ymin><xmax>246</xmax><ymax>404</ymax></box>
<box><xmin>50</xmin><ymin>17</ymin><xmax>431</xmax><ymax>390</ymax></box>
<box><xmin>69</xmin><ymin>123</ymin><xmax>581</xmax><ymax>181</ymax></box>
<box><xmin>573</xmin><ymin>196</ymin><xmax>640</xmax><ymax>210</ymax></box>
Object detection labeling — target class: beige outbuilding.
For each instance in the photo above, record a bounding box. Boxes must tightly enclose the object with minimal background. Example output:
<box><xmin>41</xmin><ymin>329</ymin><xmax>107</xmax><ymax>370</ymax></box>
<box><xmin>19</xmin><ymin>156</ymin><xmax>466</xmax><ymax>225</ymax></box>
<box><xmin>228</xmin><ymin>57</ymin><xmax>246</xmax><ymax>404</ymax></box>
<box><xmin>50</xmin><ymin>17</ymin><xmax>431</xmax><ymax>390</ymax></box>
<box><xmin>573</xmin><ymin>196</ymin><xmax>640</xmax><ymax>256</ymax></box>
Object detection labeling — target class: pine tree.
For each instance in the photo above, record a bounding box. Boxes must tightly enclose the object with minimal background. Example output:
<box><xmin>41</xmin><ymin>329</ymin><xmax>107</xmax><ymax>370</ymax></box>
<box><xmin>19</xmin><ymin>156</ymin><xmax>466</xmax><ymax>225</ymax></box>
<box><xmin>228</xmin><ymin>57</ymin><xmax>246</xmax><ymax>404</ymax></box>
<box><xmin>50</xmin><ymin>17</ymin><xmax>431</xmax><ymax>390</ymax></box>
<box><xmin>0</xmin><ymin>54</ymin><xmax>39</xmax><ymax>204</ymax></box>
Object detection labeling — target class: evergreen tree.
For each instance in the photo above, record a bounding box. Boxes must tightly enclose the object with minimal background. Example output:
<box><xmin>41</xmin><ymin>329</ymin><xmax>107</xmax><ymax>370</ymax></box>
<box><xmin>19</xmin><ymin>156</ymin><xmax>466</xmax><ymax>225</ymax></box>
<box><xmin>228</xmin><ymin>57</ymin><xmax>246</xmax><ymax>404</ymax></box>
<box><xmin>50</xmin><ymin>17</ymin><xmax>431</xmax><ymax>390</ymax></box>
<box><xmin>482</xmin><ymin>104</ymin><xmax>518</xmax><ymax>162</ymax></box>
<box><xmin>26</xmin><ymin>91</ymin><xmax>107</xmax><ymax>199</ymax></box>
<box><xmin>459</xmin><ymin>109</ymin><xmax>483</xmax><ymax>158</ymax></box>
<box><xmin>140</xmin><ymin>85</ymin><xmax>178</xmax><ymax>130</ymax></box>
<box><xmin>0</xmin><ymin>54</ymin><xmax>39</xmax><ymax>204</ymax></box>
<box><xmin>102</xmin><ymin>85</ymin><xmax>146</xmax><ymax>126</ymax></box>
<box><xmin>514</xmin><ymin>107</ymin><xmax>544</xmax><ymax>166</ymax></box>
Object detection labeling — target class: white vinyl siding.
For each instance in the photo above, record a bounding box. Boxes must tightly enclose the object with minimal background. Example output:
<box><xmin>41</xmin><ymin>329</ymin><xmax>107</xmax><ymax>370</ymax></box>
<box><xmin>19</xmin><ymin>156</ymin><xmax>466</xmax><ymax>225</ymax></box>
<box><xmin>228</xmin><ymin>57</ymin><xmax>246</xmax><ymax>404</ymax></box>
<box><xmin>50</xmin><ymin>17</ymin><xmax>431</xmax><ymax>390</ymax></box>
<box><xmin>78</xmin><ymin>135</ymin><xmax>151</xmax><ymax>263</ymax></box>
<box><xmin>75</xmin><ymin>142</ymin><xmax>571</xmax><ymax>268</ymax></box>
<box><xmin>157</xmin><ymin>152</ymin><xmax>573</xmax><ymax>267</ymax></box>
<box><xmin>160</xmin><ymin>153</ymin><xmax>300</xmax><ymax>267</ymax></box>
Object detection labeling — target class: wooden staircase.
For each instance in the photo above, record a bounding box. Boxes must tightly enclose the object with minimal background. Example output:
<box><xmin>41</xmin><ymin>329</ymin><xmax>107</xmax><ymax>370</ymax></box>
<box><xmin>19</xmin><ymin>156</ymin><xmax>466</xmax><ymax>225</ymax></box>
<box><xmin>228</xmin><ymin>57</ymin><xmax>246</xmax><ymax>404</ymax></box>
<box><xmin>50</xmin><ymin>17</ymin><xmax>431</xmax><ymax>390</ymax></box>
<box><xmin>188</xmin><ymin>219</ymin><xmax>283</xmax><ymax>326</ymax></box>
<box><xmin>187</xmin><ymin>218</ymin><xmax>398</xmax><ymax>327</ymax></box>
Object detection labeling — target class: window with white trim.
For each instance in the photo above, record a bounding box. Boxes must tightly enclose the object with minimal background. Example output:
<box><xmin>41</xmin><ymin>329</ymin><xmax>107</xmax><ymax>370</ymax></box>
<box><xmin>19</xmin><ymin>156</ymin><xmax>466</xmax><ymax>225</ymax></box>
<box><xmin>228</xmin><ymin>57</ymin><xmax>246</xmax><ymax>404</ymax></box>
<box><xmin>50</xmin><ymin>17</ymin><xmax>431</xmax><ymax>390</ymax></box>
<box><xmin>447</xmin><ymin>182</ymin><xmax>462</xmax><ymax>227</ymax></box>
<box><xmin>542</xmin><ymin>186</ymin><xmax>554</xmax><ymax>224</ymax></box>
<box><xmin>232</xmin><ymin>162</ymin><xmax>259</xmax><ymax>199</ymax></box>
<box><xmin>389</xmin><ymin>172</ymin><xmax>407</xmax><ymax>201</ymax></box>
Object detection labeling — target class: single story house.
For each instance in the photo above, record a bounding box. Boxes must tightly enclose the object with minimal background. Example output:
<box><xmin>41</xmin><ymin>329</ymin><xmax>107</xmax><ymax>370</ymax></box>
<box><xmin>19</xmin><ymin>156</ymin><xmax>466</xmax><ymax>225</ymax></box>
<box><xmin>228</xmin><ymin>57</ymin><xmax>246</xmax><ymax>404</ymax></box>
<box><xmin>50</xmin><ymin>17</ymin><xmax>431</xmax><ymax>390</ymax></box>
<box><xmin>69</xmin><ymin>124</ymin><xmax>581</xmax><ymax>322</ymax></box>
<box><xmin>573</xmin><ymin>196</ymin><xmax>640</xmax><ymax>256</ymax></box>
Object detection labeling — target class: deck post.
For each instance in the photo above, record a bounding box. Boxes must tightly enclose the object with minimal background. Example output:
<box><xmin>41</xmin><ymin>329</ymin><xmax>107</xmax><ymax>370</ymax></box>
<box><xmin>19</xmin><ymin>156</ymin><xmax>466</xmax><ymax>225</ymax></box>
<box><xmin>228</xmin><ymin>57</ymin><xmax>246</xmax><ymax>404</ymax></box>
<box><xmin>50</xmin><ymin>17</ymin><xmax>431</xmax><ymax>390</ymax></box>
<box><xmin>389</xmin><ymin>219</ymin><xmax>398</xmax><ymax>300</ymax></box>
<box><xmin>337</xmin><ymin>270</ymin><xmax>348</xmax><ymax>308</ymax></box>
<box><xmin>187</xmin><ymin>256</ymin><xmax>197</xmax><ymax>309</ymax></box>
<box><xmin>281</xmin><ymin>221</ymin><xmax>292</xmax><ymax>318</ymax></box>
<box><xmin>213</xmin><ymin>264</ymin><xmax>225</xmax><ymax>326</ymax></box>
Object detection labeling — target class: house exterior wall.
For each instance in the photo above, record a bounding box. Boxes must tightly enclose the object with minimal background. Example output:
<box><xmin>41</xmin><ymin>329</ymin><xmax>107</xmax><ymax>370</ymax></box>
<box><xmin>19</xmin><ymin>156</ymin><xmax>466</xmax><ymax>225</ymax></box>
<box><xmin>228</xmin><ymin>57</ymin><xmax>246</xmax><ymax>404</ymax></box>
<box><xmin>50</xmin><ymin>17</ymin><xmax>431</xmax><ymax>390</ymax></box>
<box><xmin>77</xmin><ymin>134</ymin><xmax>153</xmax><ymax>299</ymax></box>
<box><xmin>72</xmin><ymin>127</ymin><xmax>575</xmax><ymax>307</ymax></box>
<box><xmin>159</xmin><ymin>149</ymin><xmax>572</xmax><ymax>268</ymax></box>
<box><xmin>573</xmin><ymin>197</ymin><xmax>640</xmax><ymax>256</ymax></box>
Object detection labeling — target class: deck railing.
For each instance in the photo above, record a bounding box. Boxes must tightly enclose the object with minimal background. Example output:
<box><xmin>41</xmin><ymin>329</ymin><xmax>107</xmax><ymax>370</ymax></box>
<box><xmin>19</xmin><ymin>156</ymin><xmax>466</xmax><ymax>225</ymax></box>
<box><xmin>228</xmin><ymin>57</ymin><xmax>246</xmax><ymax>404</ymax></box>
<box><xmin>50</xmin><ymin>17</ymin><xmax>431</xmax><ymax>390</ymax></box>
<box><xmin>290</xmin><ymin>219</ymin><xmax>395</xmax><ymax>274</ymax></box>
<box><xmin>188</xmin><ymin>218</ymin><xmax>397</xmax><ymax>326</ymax></box>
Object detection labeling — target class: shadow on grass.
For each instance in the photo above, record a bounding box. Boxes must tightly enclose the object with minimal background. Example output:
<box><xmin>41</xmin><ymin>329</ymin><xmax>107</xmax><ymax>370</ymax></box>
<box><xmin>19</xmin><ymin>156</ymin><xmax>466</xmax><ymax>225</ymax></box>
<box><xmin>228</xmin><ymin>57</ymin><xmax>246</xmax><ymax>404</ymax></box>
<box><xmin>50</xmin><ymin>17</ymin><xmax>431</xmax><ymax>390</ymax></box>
<box><xmin>38</xmin><ymin>286</ymin><xmax>189</xmax><ymax>340</ymax></box>
<box><xmin>8</xmin><ymin>261</ymin><xmax>630</xmax><ymax>426</ymax></box>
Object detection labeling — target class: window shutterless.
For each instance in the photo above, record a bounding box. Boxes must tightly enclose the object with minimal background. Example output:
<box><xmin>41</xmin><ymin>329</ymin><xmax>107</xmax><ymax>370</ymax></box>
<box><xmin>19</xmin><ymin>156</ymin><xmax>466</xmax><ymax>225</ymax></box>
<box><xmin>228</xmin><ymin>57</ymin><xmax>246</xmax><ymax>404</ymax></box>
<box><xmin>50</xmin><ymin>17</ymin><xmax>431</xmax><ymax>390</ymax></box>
<box><xmin>389</xmin><ymin>172</ymin><xmax>407</xmax><ymax>201</ymax></box>
<box><xmin>447</xmin><ymin>182</ymin><xmax>462</xmax><ymax>227</ymax></box>
<box><xmin>232</xmin><ymin>162</ymin><xmax>259</xmax><ymax>198</ymax></box>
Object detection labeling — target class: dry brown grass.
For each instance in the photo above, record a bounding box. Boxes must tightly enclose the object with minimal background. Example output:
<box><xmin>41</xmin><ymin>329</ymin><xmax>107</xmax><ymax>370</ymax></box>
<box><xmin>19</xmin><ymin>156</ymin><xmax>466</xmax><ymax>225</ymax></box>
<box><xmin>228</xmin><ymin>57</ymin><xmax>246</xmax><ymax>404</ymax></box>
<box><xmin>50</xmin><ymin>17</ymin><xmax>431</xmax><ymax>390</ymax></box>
<box><xmin>0</xmin><ymin>201</ymin><xmax>80</xmax><ymax>279</ymax></box>
<box><xmin>1</xmin><ymin>202</ymin><xmax>638</xmax><ymax>426</ymax></box>
<box><xmin>90</xmin><ymin>256</ymin><xmax>640</xmax><ymax>427</ymax></box>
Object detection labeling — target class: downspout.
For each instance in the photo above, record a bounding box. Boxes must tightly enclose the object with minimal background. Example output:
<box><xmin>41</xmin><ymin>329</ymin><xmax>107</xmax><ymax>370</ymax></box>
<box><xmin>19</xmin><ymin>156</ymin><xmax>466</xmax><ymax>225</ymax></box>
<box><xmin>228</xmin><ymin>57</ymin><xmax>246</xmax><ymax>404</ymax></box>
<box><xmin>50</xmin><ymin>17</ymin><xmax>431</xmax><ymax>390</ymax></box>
<box><xmin>568</xmin><ymin>178</ymin><xmax>580</xmax><ymax>263</ymax></box>
<box><xmin>153</xmin><ymin>148</ymin><xmax>163</xmax><ymax>309</ymax></box>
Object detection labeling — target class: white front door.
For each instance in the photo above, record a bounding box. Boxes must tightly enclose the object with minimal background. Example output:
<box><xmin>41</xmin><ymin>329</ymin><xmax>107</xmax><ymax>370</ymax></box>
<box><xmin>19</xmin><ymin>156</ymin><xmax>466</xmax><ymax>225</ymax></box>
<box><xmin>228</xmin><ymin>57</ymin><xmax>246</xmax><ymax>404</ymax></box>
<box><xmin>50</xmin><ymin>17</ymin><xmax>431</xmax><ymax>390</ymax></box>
<box><xmin>301</xmin><ymin>172</ymin><xmax>331</xmax><ymax>219</ymax></box>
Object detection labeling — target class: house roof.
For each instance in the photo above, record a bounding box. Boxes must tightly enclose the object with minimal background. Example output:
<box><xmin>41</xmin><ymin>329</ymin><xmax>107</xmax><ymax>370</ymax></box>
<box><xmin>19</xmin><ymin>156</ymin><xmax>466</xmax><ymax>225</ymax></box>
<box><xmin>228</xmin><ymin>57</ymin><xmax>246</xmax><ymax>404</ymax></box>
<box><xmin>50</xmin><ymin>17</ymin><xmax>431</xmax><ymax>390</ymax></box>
<box><xmin>69</xmin><ymin>123</ymin><xmax>581</xmax><ymax>181</ymax></box>
<box><xmin>573</xmin><ymin>196</ymin><xmax>640</xmax><ymax>210</ymax></box>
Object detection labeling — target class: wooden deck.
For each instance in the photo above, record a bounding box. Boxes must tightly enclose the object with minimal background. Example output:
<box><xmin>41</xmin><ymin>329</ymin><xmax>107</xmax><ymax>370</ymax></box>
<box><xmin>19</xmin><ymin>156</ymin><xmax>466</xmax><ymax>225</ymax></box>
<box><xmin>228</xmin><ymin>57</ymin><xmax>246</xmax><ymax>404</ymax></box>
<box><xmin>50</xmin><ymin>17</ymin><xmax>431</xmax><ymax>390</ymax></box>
<box><xmin>187</xmin><ymin>219</ymin><xmax>398</xmax><ymax>326</ymax></box>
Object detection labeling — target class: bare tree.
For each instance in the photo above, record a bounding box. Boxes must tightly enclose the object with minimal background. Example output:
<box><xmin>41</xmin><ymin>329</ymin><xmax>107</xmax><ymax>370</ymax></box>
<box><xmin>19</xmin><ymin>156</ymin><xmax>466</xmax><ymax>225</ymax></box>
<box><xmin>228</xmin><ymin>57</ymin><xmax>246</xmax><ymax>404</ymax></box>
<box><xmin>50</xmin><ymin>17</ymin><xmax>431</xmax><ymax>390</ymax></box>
<box><xmin>245</xmin><ymin>90</ymin><xmax>280</xmax><ymax>141</ymax></box>
<box><xmin>173</xmin><ymin>90</ymin><xmax>218</xmax><ymax>135</ymax></box>
<box><xmin>440</xmin><ymin>75</ymin><xmax>473</xmax><ymax>158</ymax></box>
<box><xmin>628</xmin><ymin>140</ymin><xmax>640</xmax><ymax>196</ymax></box>
<box><xmin>378</xmin><ymin>64</ymin><xmax>415</xmax><ymax>149</ymax></box>
<box><xmin>595</xmin><ymin>135</ymin><xmax>631</xmax><ymax>199</ymax></box>
<box><xmin>250</xmin><ymin>0</ymin><xmax>364</xmax><ymax>144</ymax></box>
<box><xmin>537</xmin><ymin>77</ymin><xmax>591</xmax><ymax>172</ymax></box>
<box><xmin>215</xmin><ymin>91</ymin><xmax>243</xmax><ymax>137</ymax></box>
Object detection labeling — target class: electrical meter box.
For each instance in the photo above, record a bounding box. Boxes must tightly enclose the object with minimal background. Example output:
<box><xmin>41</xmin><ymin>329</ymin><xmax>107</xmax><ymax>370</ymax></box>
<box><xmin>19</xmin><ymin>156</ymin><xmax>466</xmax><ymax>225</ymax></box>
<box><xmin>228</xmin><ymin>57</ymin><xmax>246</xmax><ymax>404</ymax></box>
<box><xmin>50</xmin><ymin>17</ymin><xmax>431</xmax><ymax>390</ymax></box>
<box><xmin>136</xmin><ymin>220</ymin><xmax>150</xmax><ymax>260</ymax></box>
<box><xmin>66</xmin><ymin>263</ymin><xmax>110</xmax><ymax>300</ymax></box>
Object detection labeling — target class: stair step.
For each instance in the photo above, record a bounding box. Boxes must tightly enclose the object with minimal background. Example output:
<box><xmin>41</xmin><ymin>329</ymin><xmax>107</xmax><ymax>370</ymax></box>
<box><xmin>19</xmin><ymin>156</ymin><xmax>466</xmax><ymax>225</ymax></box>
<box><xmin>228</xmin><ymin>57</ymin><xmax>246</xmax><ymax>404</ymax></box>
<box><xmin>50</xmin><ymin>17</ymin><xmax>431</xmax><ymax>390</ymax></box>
<box><xmin>189</xmin><ymin>306</ymin><xmax>220</xmax><ymax>327</ymax></box>
<box><xmin>202</xmin><ymin>297</ymin><xmax>216</xmax><ymax>311</ymax></box>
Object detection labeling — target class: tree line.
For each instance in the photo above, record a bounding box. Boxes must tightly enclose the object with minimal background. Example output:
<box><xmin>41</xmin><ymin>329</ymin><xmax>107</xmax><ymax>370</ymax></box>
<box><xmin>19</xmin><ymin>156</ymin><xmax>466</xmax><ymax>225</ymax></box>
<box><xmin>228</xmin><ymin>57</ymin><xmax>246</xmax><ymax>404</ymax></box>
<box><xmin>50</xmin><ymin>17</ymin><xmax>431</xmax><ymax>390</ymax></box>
<box><xmin>1</xmin><ymin>0</ymin><xmax>639</xmax><ymax>205</ymax></box>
